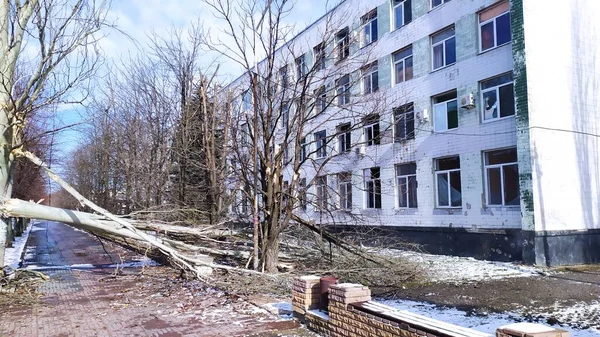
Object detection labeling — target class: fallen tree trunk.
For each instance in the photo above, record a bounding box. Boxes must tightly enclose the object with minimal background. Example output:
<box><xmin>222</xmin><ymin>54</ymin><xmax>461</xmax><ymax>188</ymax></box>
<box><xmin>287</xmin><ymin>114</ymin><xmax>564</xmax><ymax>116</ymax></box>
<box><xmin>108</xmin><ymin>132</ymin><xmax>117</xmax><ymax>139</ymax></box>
<box><xmin>0</xmin><ymin>150</ymin><xmax>273</xmax><ymax>279</ymax></box>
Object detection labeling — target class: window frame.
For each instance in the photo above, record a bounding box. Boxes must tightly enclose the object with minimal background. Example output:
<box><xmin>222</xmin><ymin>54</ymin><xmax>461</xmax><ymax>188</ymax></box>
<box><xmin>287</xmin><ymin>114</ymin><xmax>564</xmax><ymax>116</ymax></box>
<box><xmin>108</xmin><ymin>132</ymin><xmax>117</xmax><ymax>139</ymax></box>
<box><xmin>364</xmin><ymin>167</ymin><xmax>382</xmax><ymax>209</ymax></box>
<box><xmin>481</xmin><ymin>73</ymin><xmax>515</xmax><ymax>122</ymax></box>
<box><xmin>431</xmin><ymin>27</ymin><xmax>456</xmax><ymax>71</ymax></box>
<box><xmin>279</xmin><ymin>65</ymin><xmax>290</xmax><ymax>88</ymax></box>
<box><xmin>433</xmin><ymin>92</ymin><xmax>458</xmax><ymax>132</ymax></box>
<box><xmin>314</xmin><ymin>130</ymin><xmax>327</xmax><ymax>158</ymax></box>
<box><xmin>315</xmin><ymin>175</ymin><xmax>328</xmax><ymax>211</ymax></box>
<box><xmin>295</xmin><ymin>54</ymin><xmax>307</xmax><ymax>79</ymax></box>
<box><xmin>300</xmin><ymin>136</ymin><xmax>308</xmax><ymax>162</ymax></box>
<box><xmin>299</xmin><ymin>178</ymin><xmax>307</xmax><ymax>211</ymax></box>
<box><xmin>396</xmin><ymin>163</ymin><xmax>417</xmax><ymax>209</ymax></box>
<box><xmin>484</xmin><ymin>148</ymin><xmax>520</xmax><ymax>207</ymax></box>
<box><xmin>363</xmin><ymin>115</ymin><xmax>380</xmax><ymax>146</ymax></box>
<box><xmin>362</xmin><ymin>62</ymin><xmax>379</xmax><ymax>95</ymax></box>
<box><xmin>313</xmin><ymin>42</ymin><xmax>326</xmax><ymax>70</ymax></box>
<box><xmin>315</xmin><ymin>86</ymin><xmax>326</xmax><ymax>113</ymax></box>
<box><xmin>336</xmin><ymin>28</ymin><xmax>350</xmax><ymax>61</ymax></box>
<box><xmin>394</xmin><ymin>103</ymin><xmax>415</xmax><ymax>141</ymax></box>
<box><xmin>361</xmin><ymin>9</ymin><xmax>378</xmax><ymax>46</ymax></box>
<box><xmin>337</xmin><ymin>123</ymin><xmax>352</xmax><ymax>153</ymax></box>
<box><xmin>336</xmin><ymin>74</ymin><xmax>351</xmax><ymax>106</ymax></box>
<box><xmin>393</xmin><ymin>45</ymin><xmax>413</xmax><ymax>85</ymax></box>
<box><xmin>338</xmin><ymin>172</ymin><xmax>352</xmax><ymax>210</ymax></box>
<box><xmin>478</xmin><ymin>4</ymin><xmax>511</xmax><ymax>53</ymax></box>
<box><xmin>392</xmin><ymin>0</ymin><xmax>412</xmax><ymax>30</ymax></box>
<box><xmin>430</xmin><ymin>0</ymin><xmax>450</xmax><ymax>10</ymax></box>
<box><xmin>435</xmin><ymin>156</ymin><xmax>462</xmax><ymax>208</ymax></box>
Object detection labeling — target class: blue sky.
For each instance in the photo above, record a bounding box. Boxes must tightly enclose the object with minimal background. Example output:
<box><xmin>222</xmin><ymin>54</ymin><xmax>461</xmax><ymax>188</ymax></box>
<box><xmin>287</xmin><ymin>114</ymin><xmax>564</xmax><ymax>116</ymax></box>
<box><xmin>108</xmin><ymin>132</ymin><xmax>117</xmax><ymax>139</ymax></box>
<box><xmin>53</xmin><ymin>0</ymin><xmax>333</xmax><ymax>162</ymax></box>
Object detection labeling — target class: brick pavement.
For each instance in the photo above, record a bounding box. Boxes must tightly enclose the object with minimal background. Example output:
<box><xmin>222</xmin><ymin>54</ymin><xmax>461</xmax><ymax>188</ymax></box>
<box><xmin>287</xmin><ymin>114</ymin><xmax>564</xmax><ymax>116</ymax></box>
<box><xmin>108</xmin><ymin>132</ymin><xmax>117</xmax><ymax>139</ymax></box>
<box><xmin>0</xmin><ymin>221</ymin><xmax>312</xmax><ymax>337</ymax></box>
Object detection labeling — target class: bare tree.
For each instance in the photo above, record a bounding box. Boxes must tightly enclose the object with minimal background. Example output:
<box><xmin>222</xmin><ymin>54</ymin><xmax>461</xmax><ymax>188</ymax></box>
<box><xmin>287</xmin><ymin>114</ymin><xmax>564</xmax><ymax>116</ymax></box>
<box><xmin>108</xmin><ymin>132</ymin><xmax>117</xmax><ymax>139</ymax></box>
<box><xmin>0</xmin><ymin>0</ymin><xmax>110</xmax><ymax>266</ymax></box>
<box><xmin>204</xmin><ymin>0</ymin><xmax>398</xmax><ymax>272</ymax></box>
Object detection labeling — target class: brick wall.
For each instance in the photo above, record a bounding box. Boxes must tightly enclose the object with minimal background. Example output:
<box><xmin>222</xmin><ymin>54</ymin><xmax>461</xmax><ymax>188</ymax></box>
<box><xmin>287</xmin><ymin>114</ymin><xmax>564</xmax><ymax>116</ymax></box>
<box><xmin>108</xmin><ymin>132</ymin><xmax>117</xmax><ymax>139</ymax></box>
<box><xmin>292</xmin><ymin>275</ymin><xmax>569</xmax><ymax>337</ymax></box>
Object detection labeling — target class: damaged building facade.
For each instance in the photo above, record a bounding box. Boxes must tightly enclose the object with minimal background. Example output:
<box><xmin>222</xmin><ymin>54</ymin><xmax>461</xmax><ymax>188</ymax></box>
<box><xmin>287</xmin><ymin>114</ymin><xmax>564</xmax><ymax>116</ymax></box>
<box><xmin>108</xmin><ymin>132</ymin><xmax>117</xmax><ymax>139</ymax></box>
<box><xmin>228</xmin><ymin>0</ymin><xmax>600</xmax><ymax>266</ymax></box>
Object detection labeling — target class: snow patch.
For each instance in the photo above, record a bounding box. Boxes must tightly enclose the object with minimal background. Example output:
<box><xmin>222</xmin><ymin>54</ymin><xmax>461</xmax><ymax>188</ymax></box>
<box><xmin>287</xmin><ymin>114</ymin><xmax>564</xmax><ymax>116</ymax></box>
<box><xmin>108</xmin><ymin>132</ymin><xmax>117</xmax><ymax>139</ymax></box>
<box><xmin>306</xmin><ymin>309</ymin><xmax>329</xmax><ymax>320</ymax></box>
<box><xmin>381</xmin><ymin>299</ymin><xmax>600</xmax><ymax>336</ymax></box>
<box><xmin>377</xmin><ymin>249</ymin><xmax>541</xmax><ymax>283</ymax></box>
<box><xmin>4</xmin><ymin>221</ymin><xmax>33</xmax><ymax>269</ymax></box>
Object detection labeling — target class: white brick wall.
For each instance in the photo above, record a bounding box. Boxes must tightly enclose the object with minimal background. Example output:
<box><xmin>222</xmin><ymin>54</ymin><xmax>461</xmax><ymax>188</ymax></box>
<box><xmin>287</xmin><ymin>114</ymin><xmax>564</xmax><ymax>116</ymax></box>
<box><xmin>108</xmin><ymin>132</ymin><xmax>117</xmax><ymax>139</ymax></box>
<box><xmin>522</xmin><ymin>0</ymin><xmax>600</xmax><ymax>231</ymax></box>
<box><xmin>232</xmin><ymin>0</ymin><xmax>524</xmax><ymax>231</ymax></box>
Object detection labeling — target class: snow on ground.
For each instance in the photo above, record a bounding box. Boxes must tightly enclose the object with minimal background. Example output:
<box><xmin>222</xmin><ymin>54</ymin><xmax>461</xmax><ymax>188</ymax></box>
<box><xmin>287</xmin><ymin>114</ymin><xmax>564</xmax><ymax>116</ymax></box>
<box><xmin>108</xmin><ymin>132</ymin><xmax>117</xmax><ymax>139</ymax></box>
<box><xmin>379</xmin><ymin>299</ymin><xmax>600</xmax><ymax>336</ymax></box>
<box><xmin>520</xmin><ymin>300</ymin><xmax>600</xmax><ymax>331</ymax></box>
<box><xmin>3</xmin><ymin>220</ymin><xmax>34</xmax><ymax>269</ymax></box>
<box><xmin>377</xmin><ymin>249</ymin><xmax>542</xmax><ymax>283</ymax></box>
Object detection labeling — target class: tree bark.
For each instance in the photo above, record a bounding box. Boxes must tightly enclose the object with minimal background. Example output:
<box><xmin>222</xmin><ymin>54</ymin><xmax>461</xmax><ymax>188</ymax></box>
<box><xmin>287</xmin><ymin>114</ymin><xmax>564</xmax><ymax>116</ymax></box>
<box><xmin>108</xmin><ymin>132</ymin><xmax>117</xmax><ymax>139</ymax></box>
<box><xmin>262</xmin><ymin>233</ymin><xmax>279</xmax><ymax>273</ymax></box>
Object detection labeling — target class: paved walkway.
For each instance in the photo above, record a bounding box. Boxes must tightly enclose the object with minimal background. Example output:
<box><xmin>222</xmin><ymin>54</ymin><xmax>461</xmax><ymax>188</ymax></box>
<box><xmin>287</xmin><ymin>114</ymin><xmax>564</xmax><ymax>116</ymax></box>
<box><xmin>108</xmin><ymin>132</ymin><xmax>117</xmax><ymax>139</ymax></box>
<box><xmin>0</xmin><ymin>221</ymin><xmax>307</xmax><ymax>337</ymax></box>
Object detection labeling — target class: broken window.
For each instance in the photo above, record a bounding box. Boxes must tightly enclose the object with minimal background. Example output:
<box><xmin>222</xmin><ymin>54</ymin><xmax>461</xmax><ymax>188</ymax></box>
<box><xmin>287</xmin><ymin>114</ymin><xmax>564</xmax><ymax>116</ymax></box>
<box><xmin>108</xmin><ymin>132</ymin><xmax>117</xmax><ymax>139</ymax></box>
<box><xmin>396</xmin><ymin>163</ymin><xmax>417</xmax><ymax>208</ymax></box>
<box><xmin>433</xmin><ymin>91</ymin><xmax>458</xmax><ymax>131</ymax></box>
<box><xmin>485</xmin><ymin>148</ymin><xmax>520</xmax><ymax>206</ymax></box>
<box><xmin>337</xmin><ymin>123</ymin><xmax>352</xmax><ymax>153</ymax></box>
<box><xmin>481</xmin><ymin>73</ymin><xmax>515</xmax><ymax>121</ymax></box>
<box><xmin>336</xmin><ymin>28</ymin><xmax>350</xmax><ymax>61</ymax></box>
<box><xmin>365</xmin><ymin>167</ymin><xmax>382</xmax><ymax>209</ymax></box>
<box><xmin>479</xmin><ymin>1</ymin><xmax>511</xmax><ymax>52</ymax></box>
<box><xmin>435</xmin><ymin>156</ymin><xmax>461</xmax><ymax>208</ymax></box>
<box><xmin>394</xmin><ymin>103</ymin><xmax>415</xmax><ymax>141</ymax></box>
<box><xmin>314</xmin><ymin>130</ymin><xmax>327</xmax><ymax>158</ymax></box>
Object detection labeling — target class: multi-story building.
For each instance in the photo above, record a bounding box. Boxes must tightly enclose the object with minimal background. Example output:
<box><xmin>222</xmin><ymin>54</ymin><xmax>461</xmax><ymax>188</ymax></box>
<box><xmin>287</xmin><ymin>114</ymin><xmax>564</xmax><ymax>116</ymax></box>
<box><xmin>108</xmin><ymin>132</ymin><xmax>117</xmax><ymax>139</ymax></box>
<box><xmin>227</xmin><ymin>0</ymin><xmax>600</xmax><ymax>266</ymax></box>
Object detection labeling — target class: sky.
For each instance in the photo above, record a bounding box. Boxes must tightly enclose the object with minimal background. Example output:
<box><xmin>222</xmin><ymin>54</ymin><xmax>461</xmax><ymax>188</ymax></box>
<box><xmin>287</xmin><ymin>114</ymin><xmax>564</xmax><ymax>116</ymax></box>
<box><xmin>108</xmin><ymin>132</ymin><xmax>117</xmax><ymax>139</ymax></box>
<box><xmin>52</xmin><ymin>0</ymin><xmax>334</xmax><ymax>163</ymax></box>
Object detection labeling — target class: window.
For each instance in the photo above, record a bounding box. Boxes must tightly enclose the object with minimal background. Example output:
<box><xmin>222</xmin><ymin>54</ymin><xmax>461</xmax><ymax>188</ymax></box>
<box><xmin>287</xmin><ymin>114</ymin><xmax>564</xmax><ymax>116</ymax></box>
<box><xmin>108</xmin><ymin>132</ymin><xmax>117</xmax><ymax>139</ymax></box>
<box><xmin>337</xmin><ymin>123</ymin><xmax>352</xmax><ymax>153</ymax></box>
<box><xmin>315</xmin><ymin>86</ymin><xmax>326</xmax><ymax>113</ymax></box>
<box><xmin>435</xmin><ymin>156</ymin><xmax>461</xmax><ymax>208</ymax></box>
<box><xmin>479</xmin><ymin>2</ymin><xmax>511</xmax><ymax>52</ymax></box>
<box><xmin>300</xmin><ymin>136</ymin><xmax>308</xmax><ymax>161</ymax></box>
<box><xmin>241</xmin><ymin>191</ymin><xmax>249</xmax><ymax>214</ymax></box>
<box><xmin>431</xmin><ymin>27</ymin><xmax>456</xmax><ymax>70</ymax></box>
<box><xmin>433</xmin><ymin>91</ymin><xmax>458</xmax><ymax>131</ymax></box>
<box><xmin>240</xmin><ymin>123</ymin><xmax>249</xmax><ymax>144</ymax></box>
<box><xmin>242</xmin><ymin>90</ymin><xmax>252</xmax><ymax>111</ymax></box>
<box><xmin>431</xmin><ymin>0</ymin><xmax>450</xmax><ymax>9</ymax></box>
<box><xmin>279</xmin><ymin>65</ymin><xmax>289</xmax><ymax>88</ymax></box>
<box><xmin>314</xmin><ymin>42</ymin><xmax>326</xmax><ymax>70</ymax></box>
<box><xmin>393</xmin><ymin>46</ymin><xmax>413</xmax><ymax>84</ymax></box>
<box><xmin>364</xmin><ymin>167</ymin><xmax>382</xmax><ymax>209</ymax></box>
<box><xmin>361</xmin><ymin>9</ymin><xmax>378</xmax><ymax>46</ymax></box>
<box><xmin>393</xmin><ymin>0</ymin><xmax>412</xmax><ymax>30</ymax></box>
<box><xmin>336</xmin><ymin>28</ymin><xmax>350</xmax><ymax>61</ymax></box>
<box><xmin>338</xmin><ymin>172</ymin><xmax>352</xmax><ymax>210</ymax></box>
<box><xmin>316</xmin><ymin>176</ymin><xmax>328</xmax><ymax>211</ymax></box>
<box><xmin>364</xmin><ymin>114</ymin><xmax>380</xmax><ymax>146</ymax></box>
<box><xmin>396</xmin><ymin>163</ymin><xmax>417</xmax><ymax>208</ymax></box>
<box><xmin>282</xmin><ymin>143</ymin><xmax>289</xmax><ymax>163</ymax></box>
<box><xmin>296</xmin><ymin>54</ymin><xmax>307</xmax><ymax>79</ymax></box>
<box><xmin>299</xmin><ymin>178</ymin><xmax>307</xmax><ymax>211</ymax></box>
<box><xmin>281</xmin><ymin>100</ymin><xmax>290</xmax><ymax>128</ymax></box>
<box><xmin>314</xmin><ymin>130</ymin><xmax>327</xmax><ymax>158</ymax></box>
<box><xmin>362</xmin><ymin>62</ymin><xmax>379</xmax><ymax>95</ymax></box>
<box><xmin>336</xmin><ymin>75</ymin><xmax>350</xmax><ymax>105</ymax></box>
<box><xmin>481</xmin><ymin>73</ymin><xmax>515</xmax><ymax>121</ymax></box>
<box><xmin>394</xmin><ymin>103</ymin><xmax>414</xmax><ymax>141</ymax></box>
<box><xmin>485</xmin><ymin>148</ymin><xmax>519</xmax><ymax>206</ymax></box>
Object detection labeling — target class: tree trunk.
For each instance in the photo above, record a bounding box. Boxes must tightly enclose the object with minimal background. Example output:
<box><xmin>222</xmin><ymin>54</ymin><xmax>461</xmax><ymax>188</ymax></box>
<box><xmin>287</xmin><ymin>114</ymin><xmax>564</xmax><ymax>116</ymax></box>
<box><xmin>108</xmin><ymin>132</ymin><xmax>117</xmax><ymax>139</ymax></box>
<box><xmin>262</xmin><ymin>232</ymin><xmax>279</xmax><ymax>273</ymax></box>
<box><xmin>1</xmin><ymin>92</ymin><xmax>15</xmax><ymax>268</ymax></box>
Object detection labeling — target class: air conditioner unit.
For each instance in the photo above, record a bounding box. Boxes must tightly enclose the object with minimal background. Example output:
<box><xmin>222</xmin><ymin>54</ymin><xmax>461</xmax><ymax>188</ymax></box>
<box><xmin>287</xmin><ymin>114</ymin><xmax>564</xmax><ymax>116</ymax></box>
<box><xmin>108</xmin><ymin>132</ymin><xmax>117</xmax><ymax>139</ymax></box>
<box><xmin>416</xmin><ymin>108</ymin><xmax>429</xmax><ymax>123</ymax></box>
<box><xmin>355</xmin><ymin>146</ymin><xmax>366</xmax><ymax>156</ymax></box>
<box><xmin>460</xmin><ymin>93</ymin><xmax>476</xmax><ymax>109</ymax></box>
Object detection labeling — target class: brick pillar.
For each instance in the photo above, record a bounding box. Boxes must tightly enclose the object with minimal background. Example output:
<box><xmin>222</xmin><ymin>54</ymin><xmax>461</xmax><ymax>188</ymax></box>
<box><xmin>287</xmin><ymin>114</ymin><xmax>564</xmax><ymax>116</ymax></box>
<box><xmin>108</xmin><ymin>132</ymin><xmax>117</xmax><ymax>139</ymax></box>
<box><xmin>496</xmin><ymin>323</ymin><xmax>570</xmax><ymax>337</ymax></box>
<box><xmin>292</xmin><ymin>276</ymin><xmax>321</xmax><ymax>320</ymax></box>
<box><xmin>328</xmin><ymin>283</ymin><xmax>372</xmax><ymax>308</ymax></box>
